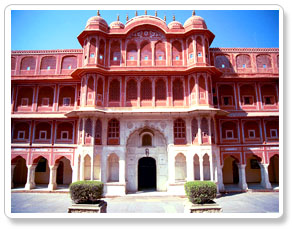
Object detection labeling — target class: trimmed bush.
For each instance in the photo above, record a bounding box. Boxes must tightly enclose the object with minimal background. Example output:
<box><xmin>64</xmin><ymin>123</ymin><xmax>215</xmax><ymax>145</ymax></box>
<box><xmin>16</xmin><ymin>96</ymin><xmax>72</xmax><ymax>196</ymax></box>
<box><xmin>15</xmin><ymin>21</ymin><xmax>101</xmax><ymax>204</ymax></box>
<box><xmin>69</xmin><ymin>181</ymin><xmax>104</xmax><ymax>204</ymax></box>
<box><xmin>184</xmin><ymin>181</ymin><xmax>217</xmax><ymax>204</ymax></box>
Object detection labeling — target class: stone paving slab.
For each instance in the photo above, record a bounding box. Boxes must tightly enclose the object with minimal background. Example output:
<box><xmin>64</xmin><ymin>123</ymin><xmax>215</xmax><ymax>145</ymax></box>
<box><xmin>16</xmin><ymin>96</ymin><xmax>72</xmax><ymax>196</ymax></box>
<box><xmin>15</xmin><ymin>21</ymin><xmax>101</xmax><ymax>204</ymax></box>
<box><xmin>10</xmin><ymin>192</ymin><xmax>279</xmax><ymax>214</ymax></box>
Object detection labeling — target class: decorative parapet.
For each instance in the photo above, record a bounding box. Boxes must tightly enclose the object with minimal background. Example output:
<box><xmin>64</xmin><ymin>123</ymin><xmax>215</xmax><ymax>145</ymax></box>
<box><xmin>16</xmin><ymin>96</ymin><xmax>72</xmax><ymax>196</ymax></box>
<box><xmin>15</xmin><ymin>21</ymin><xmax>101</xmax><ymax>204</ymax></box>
<box><xmin>210</xmin><ymin>47</ymin><xmax>279</xmax><ymax>53</ymax></box>
<box><xmin>11</xmin><ymin>49</ymin><xmax>83</xmax><ymax>55</ymax></box>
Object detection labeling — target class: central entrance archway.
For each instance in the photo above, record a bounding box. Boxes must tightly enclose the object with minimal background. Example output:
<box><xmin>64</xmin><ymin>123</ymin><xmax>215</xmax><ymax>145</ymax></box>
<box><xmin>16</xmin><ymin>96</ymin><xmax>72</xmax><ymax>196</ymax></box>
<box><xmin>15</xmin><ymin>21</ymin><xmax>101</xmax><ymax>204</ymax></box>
<box><xmin>138</xmin><ymin>157</ymin><xmax>156</xmax><ymax>191</ymax></box>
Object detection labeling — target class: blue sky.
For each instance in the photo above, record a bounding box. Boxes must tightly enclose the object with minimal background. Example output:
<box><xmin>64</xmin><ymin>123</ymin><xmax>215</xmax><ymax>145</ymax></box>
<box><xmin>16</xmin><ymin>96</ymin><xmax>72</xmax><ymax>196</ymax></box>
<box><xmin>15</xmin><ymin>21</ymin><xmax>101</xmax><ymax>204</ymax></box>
<box><xmin>11</xmin><ymin>10</ymin><xmax>279</xmax><ymax>50</ymax></box>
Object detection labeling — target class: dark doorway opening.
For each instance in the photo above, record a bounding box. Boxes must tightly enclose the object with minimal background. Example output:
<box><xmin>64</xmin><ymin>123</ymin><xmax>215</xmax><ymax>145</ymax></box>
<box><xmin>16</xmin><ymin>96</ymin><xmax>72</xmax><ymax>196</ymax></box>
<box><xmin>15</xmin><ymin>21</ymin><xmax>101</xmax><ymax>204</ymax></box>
<box><xmin>232</xmin><ymin>160</ymin><xmax>239</xmax><ymax>184</ymax></box>
<box><xmin>57</xmin><ymin>161</ymin><xmax>64</xmax><ymax>184</ymax></box>
<box><xmin>138</xmin><ymin>157</ymin><xmax>156</xmax><ymax>191</ymax></box>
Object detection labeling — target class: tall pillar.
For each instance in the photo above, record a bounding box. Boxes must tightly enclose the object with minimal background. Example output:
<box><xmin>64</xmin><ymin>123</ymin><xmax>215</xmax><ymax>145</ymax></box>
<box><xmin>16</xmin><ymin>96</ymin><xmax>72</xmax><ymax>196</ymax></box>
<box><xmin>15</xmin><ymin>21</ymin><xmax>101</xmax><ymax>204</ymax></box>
<box><xmin>11</xmin><ymin>165</ymin><xmax>16</xmax><ymax>188</ymax></box>
<box><xmin>101</xmin><ymin>152</ymin><xmax>107</xmax><ymax>183</ymax></box>
<box><xmin>217</xmin><ymin>165</ymin><xmax>225</xmax><ymax>192</ymax></box>
<box><xmin>71</xmin><ymin>159</ymin><xmax>78</xmax><ymax>183</ymax></box>
<box><xmin>198</xmin><ymin>117</ymin><xmax>202</xmax><ymax>145</ymax></box>
<box><xmin>25</xmin><ymin>165</ymin><xmax>36</xmax><ymax>190</ymax></box>
<box><xmin>209</xmin><ymin>152</ymin><xmax>214</xmax><ymax>181</ymax></box>
<box><xmin>168</xmin><ymin>153</ymin><xmax>175</xmax><ymax>183</ymax></box>
<box><xmin>238</xmin><ymin>164</ymin><xmax>248</xmax><ymax>191</ymax></box>
<box><xmin>82</xmin><ymin>118</ymin><xmax>86</xmax><ymax>145</ymax></box>
<box><xmin>119</xmin><ymin>153</ymin><xmax>126</xmax><ymax>184</ymax></box>
<box><xmin>48</xmin><ymin>165</ymin><xmax>57</xmax><ymax>190</ymax></box>
<box><xmin>91</xmin><ymin>118</ymin><xmax>97</xmax><ymax>181</ymax></box>
<box><xmin>199</xmin><ymin>157</ymin><xmax>204</xmax><ymax>181</ymax></box>
<box><xmin>186</xmin><ymin>153</ymin><xmax>194</xmax><ymax>181</ymax></box>
<box><xmin>80</xmin><ymin>156</ymin><xmax>85</xmax><ymax>181</ymax></box>
<box><xmin>260</xmin><ymin>164</ymin><xmax>272</xmax><ymax>189</ymax></box>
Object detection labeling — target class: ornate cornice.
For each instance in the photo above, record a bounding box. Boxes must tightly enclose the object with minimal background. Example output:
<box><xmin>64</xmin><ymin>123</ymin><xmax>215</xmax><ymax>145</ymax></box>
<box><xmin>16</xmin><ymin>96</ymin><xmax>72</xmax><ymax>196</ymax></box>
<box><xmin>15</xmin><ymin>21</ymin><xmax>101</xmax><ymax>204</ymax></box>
<box><xmin>11</xmin><ymin>49</ymin><xmax>83</xmax><ymax>55</ymax></box>
<box><xmin>210</xmin><ymin>47</ymin><xmax>279</xmax><ymax>53</ymax></box>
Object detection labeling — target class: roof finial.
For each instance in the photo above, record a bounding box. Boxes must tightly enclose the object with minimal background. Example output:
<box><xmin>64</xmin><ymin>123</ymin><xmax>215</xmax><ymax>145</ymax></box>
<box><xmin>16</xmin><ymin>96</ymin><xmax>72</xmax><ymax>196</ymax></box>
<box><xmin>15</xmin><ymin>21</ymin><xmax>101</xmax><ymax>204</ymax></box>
<box><xmin>145</xmin><ymin>10</ymin><xmax>147</xmax><ymax>15</ymax></box>
<box><xmin>155</xmin><ymin>10</ymin><xmax>157</xmax><ymax>17</ymax></box>
<box><xmin>126</xmin><ymin>13</ymin><xmax>129</xmax><ymax>21</ymax></box>
<box><xmin>164</xmin><ymin>15</ymin><xmax>166</xmax><ymax>21</ymax></box>
<box><xmin>117</xmin><ymin>14</ymin><xmax>119</xmax><ymax>21</ymax></box>
<box><xmin>97</xmin><ymin>10</ymin><xmax>100</xmax><ymax>16</ymax></box>
<box><xmin>135</xmin><ymin>10</ymin><xmax>138</xmax><ymax>16</ymax></box>
<box><xmin>192</xmin><ymin>10</ymin><xmax>195</xmax><ymax>16</ymax></box>
<box><xmin>173</xmin><ymin>15</ymin><xmax>175</xmax><ymax>21</ymax></box>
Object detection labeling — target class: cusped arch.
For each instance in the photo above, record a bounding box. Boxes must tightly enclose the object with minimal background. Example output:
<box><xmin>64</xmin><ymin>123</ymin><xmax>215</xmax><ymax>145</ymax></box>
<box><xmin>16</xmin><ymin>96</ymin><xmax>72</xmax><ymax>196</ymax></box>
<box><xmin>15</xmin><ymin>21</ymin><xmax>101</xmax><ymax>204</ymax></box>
<box><xmin>32</xmin><ymin>155</ymin><xmax>50</xmax><ymax>165</ymax></box>
<box><xmin>54</xmin><ymin>155</ymin><xmax>73</xmax><ymax>166</ymax></box>
<box><xmin>126</xmin><ymin>125</ymin><xmax>167</xmax><ymax>147</ymax></box>
<box><xmin>124</xmin><ymin>17</ymin><xmax>169</xmax><ymax>34</ymax></box>
<box><xmin>11</xmin><ymin>155</ymin><xmax>26</xmax><ymax>164</ymax></box>
<box><xmin>222</xmin><ymin>154</ymin><xmax>241</xmax><ymax>166</ymax></box>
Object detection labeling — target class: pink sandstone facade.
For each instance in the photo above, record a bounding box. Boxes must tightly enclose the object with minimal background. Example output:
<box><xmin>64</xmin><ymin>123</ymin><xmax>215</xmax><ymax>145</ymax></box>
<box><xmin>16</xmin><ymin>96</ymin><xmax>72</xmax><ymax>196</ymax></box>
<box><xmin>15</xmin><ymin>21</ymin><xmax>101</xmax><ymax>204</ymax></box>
<box><xmin>11</xmin><ymin>11</ymin><xmax>279</xmax><ymax>195</ymax></box>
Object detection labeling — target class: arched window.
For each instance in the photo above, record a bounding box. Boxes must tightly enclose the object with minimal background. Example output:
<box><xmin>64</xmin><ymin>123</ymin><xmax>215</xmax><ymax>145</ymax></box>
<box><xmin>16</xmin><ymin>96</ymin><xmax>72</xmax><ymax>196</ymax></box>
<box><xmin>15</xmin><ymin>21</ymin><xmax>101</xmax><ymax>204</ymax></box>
<box><xmin>98</xmin><ymin>39</ymin><xmax>105</xmax><ymax>65</ymax></box>
<box><xmin>142</xmin><ymin>134</ymin><xmax>152</xmax><ymax>146</ymax></box>
<box><xmin>61</xmin><ymin>56</ymin><xmax>77</xmax><ymax>70</ymax></box>
<box><xmin>261</xmin><ymin>84</ymin><xmax>277</xmax><ymax>105</ymax></box>
<box><xmin>13</xmin><ymin>122</ymin><xmax>30</xmax><ymax>142</ymax></box>
<box><xmin>256</xmin><ymin>54</ymin><xmax>272</xmax><ymax>69</ymax></box>
<box><xmin>127</xmin><ymin>42</ymin><xmax>137</xmax><ymax>62</ymax></box>
<box><xmin>96</xmin><ymin>78</ymin><xmax>103</xmax><ymax>104</ymax></box>
<box><xmin>191</xmin><ymin>118</ymin><xmax>198</xmax><ymax>144</ymax></box>
<box><xmin>175</xmin><ymin>153</ymin><xmax>186</xmax><ymax>181</ymax></box>
<box><xmin>109</xmin><ymin>79</ymin><xmax>120</xmax><ymax>102</ymax></box>
<box><xmin>140</xmin><ymin>41</ymin><xmax>152</xmax><ymax>63</ymax></box>
<box><xmin>155</xmin><ymin>79</ymin><xmax>166</xmax><ymax>101</ymax></box>
<box><xmin>189</xmin><ymin>77</ymin><xmax>196</xmax><ymax>104</ymax></box>
<box><xmin>174</xmin><ymin>118</ymin><xmax>186</xmax><ymax>144</ymax></box>
<box><xmin>107</xmin><ymin>119</ymin><xmax>120</xmax><ymax>145</ymax></box>
<box><xmin>221</xmin><ymin>121</ymin><xmax>238</xmax><ymax>140</ymax></box>
<box><xmin>187</xmin><ymin>38</ymin><xmax>193</xmax><ymax>62</ymax></box>
<box><xmin>155</xmin><ymin>41</ymin><xmax>165</xmax><ymax>65</ymax></box>
<box><xmin>172</xmin><ymin>40</ymin><xmax>182</xmax><ymax>64</ymax></box>
<box><xmin>107</xmin><ymin>153</ymin><xmax>119</xmax><ymax>182</ymax></box>
<box><xmin>218</xmin><ymin>84</ymin><xmax>235</xmax><ymax>107</ymax></box>
<box><xmin>89</xmin><ymin>38</ymin><xmax>96</xmax><ymax>64</ymax></box>
<box><xmin>265</xmin><ymin>120</ymin><xmax>279</xmax><ymax>140</ymax></box>
<box><xmin>95</xmin><ymin>119</ymin><xmax>102</xmax><ymax>145</ymax></box>
<box><xmin>11</xmin><ymin>57</ymin><xmax>16</xmax><ymax>70</ymax></box>
<box><xmin>141</xmin><ymin>79</ymin><xmax>152</xmax><ymax>101</ymax></box>
<box><xmin>59</xmin><ymin>86</ymin><xmax>75</xmax><ymax>107</ymax></box>
<box><xmin>20</xmin><ymin>57</ymin><xmax>36</xmax><ymax>70</ymax></box>
<box><xmin>198</xmin><ymin>75</ymin><xmax>206</xmax><ymax>101</ymax></box>
<box><xmin>215</xmin><ymin>55</ymin><xmax>231</xmax><ymax>69</ymax></box>
<box><xmin>110</xmin><ymin>41</ymin><xmax>121</xmax><ymax>65</ymax></box>
<box><xmin>40</xmin><ymin>56</ymin><xmax>56</xmax><ymax>70</ymax></box>
<box><xmin>173</xmin><ymin>78</ymin><xmax>184</xmax><ymax>102</ymax></box>
<box><xmin>201</xmin><ymin>118</ymin><xmax>209</xmax><ymax>144</ymax></box>
<box><xmin>87</xmin><ymin>76</ymin><xmax>95</xmax><ymax>105</ymax></box>
<box><xmin>205</xmin><ymin>39</ymin><xmax>209</xmax><ymax>61</ymax></box>
<box><xmin>196</xmin><ymin>36</ymin><xmax>203</xmax><ymax>62</ymax></box>
<box><xmin>84</xmin><ymin>118</ymin><xmax>92</xmax><ymax>144</ymax></box>
<box><xmin>239</xmin><ymin>84</ymin><xmax>257</xmax><ymax>106</ymax></box>
<box><xmin>126</xmin><ymin>79</ymin><xmax>137</xmax><ymax>101</ymax></box>
<box><xmin>236</xmin><ymin>54</ymin><xmax>251</xmax><ymax>69</ymax></box>
<box><xmin>243</xmin><ymin>121</ymin><xmax>260</xmax><ymax>140</ymax></box>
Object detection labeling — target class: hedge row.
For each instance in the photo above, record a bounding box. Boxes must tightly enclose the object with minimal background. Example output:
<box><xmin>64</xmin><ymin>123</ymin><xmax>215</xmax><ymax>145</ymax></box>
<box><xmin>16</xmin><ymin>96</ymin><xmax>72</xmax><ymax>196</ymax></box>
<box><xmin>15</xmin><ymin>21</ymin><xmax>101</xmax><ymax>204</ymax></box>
<box><xmin>184</xmin><ymin>181</ymin><xmax>217</xmax><ymax>204</ymax></box>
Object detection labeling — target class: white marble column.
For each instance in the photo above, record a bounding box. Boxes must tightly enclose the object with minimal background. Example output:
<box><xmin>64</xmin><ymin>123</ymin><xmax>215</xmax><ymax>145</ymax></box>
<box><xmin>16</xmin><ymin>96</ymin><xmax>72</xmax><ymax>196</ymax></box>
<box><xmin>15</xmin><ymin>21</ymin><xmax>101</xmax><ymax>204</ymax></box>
<box><xmin>209</xmin><ymin>152</ymin><xmax>214</xmax><ymax>181</ymax></box>
<box><xmin>217</xmin><ymin>165</ymin><xmax>225</xmax><ymax>192</ymax></box>
<box><xmin>186</xmin><ymin>153</ymin><xmax>194</xmax><ymax>181</ymax></box>
<box><xmin>238</xmin><ymin>164</ymin><xmax>248</xmax><ymax>191</ymax></box>
<box><xmin>198</xmin><ymin>117</ymin><xmax>202</xmax><ymax>145</ymax></box>
<box><xmin>11</xmin><ymin>165</ymin><xmax>16</xmax><ymax>188</ymax></box>
<box><xmin>119</xmin><ymin>153</ymin><xmax>126</xmax><ymax>184</ymax></box>
<box><xmin>199</xmin><ymin>157</ymin><xmax>204</xmax><ymax>181</ymax></box>
<box><xmin>80</xmin><ymin>156</ymin><xmax>85</xmax><ymax>181</ymax></box>
<box><xmin>260</xmin><ymin>164</ymin><xmax>272</xmax><ymax>189</ymax></box>
<box><xmin>48</xmin><ymin>165</ymin><xmax>57</xmax><ymax>190</ymax></box>
<box><xmin>101</xmin><ymin>152</ymin><xmax>107</xmax><ymax>183</ymax></box>
<box><xmin>25</xmin><ymin>165</ymin><xmax>36</xmax><ymax>190</ymax></box>
<box><xmin>168</xmin><ymin>153</ymin><xmax>175</xmax><ymax>183</ymax></box>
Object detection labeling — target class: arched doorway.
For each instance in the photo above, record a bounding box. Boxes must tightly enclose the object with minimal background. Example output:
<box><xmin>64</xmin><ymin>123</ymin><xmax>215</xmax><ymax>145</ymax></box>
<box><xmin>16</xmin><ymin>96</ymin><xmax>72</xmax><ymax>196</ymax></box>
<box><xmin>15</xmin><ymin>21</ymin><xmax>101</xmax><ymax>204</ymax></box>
<box><xmin>12</xmin><ymin>157</ymin><xmax>27</xmax><ymax>188</ymax></box>
<box><xmin>245</xmin><ymin>155</ymin><xmax>262</xmax><ymax>187</ymax></box>
<box><xmin>56</xmin><ymin>157</ymin><xmax>72</xmax><ymax>186</ymax></box>
<box><xmin>268</xmin><ymin>155</ymin><xmax>279</xmax><ymax>185</ymax></box>
<box><xmin>138</xmin><ymin>157</ymin><xmax>156</xmax><ymax>191</ymax></box>
<box><xmin>34</xmin><ymin>157</ymin><xmax>49</xmax><ymax>187</ymax></box>
<box><xmin>57</xmin><ymin>161</ymin><xmax>64</xmax><ymax>184</ymax></box>
<box><xmin>223</xmin><ymin>156</ymin><xmax>239</xmax><ymax>185</ymax></box>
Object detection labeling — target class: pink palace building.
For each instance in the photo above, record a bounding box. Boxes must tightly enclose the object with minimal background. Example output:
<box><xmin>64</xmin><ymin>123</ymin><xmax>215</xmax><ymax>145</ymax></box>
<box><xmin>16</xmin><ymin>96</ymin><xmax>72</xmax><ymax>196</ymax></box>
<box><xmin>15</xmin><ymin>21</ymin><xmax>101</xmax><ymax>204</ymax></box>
<box><xmin>11</xmin><ymin>10</ymin><xmax>279</xmax><ymax>195</ymax></box>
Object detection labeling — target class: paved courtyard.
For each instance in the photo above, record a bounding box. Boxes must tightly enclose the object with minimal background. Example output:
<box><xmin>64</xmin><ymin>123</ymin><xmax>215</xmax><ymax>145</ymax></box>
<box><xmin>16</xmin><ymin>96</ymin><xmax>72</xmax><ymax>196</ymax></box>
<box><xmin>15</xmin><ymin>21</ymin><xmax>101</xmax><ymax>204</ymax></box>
<box><xmin>10</xmin><ymin>191</ymin><xmax>279</xmax><ymax>214</ymax></box>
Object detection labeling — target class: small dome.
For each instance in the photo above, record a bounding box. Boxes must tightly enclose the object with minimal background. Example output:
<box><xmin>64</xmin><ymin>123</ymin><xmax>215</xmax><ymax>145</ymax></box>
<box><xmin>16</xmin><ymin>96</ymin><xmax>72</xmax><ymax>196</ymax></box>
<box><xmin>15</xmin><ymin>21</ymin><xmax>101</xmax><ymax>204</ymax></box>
<box><xmin>184</xmin><ymin>15</ymin><xmax>207</xmax><ymax>29</ymax></box>
<box><xmin>110</xmin><ymin>20</ymin><xmax>125</xmax><ymax>29</ymax></box>
<box><xmin>168</xmin><ymin>21</ymin><xmax>184</xmax><ymax>29</ymax></box>
<box><xmin>86</xmin><ymin>15</ymin><xmax>108</xmax><ymax>32</ymax></box>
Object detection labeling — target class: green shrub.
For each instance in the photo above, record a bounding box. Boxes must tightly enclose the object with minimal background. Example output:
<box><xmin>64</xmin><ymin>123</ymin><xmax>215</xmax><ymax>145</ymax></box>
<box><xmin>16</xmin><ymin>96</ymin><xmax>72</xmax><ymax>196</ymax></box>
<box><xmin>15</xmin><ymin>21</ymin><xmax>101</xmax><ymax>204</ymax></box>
<box><xmin>69</xmin><ymin>181</ymin><xmax>104</xmax><ymax>204</ymax></box>
<box><xmin>184</xmin><ymin>181</ymin><xmax>217</xmax><ymax>204</ymax></box>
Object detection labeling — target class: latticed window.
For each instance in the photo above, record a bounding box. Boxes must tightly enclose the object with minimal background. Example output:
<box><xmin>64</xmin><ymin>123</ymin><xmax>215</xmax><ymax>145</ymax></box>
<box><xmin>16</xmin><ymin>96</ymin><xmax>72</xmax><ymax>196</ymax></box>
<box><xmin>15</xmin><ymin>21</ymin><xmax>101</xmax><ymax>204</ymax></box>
<box><xmin>95</xmin><ymin>119</ymin><xmax>102</xmax><ymax>139</ymax></box>
<box><xmin>108</xmin><ymin>119</ymin><xmax>119</xmax><ymax>138</ymax></box>
<box><xmin>142</xmin><ymin>134</ymin><xmax>152</xmax><ymax>146</ymax></box>
<box><xmin>191</xmin><ymin>118</ymin><xmax>198</xmax><ymax>142</ymax></box>
<box><xmin>174</xmin><ymin>119</ymin><xmax>186</xmax><ymax>139</ymax></box>
<box><xmin>126</xmin><ymin>79</ymin><xmax>137</xmax><ymax>100</ymax></box>
<box><xmin>201</xmin><ymin>118</ymin><xmax>209</xmax><ymax>137</ymax></box>
<box><xmin>215</xmin><ymin>55</ymin><xmax>231</xmax><ymax>69</ymax></box>
<box><xmin>109</xmin><ymin>79</ymin><xmax>120</xmax><ymax>102</ymax></box>
<box><xmin>85</xmin><ymin>118</ymin><xmax>92</xmax><ymax>138</ymax></box>
<box><xmin>256</xmin><ymin>54</ymin><xmax>272</xmax><ymax>69</ymax></box>
<box><xmin>141</xmin><ymin>79</ymin><xmax>152</xmax><ymax>100</ymax></box>
<box><xmin>155</xmin><ymin>79</ymin><xmax>166</xmax><ymax>100</ymax></box>
<box><xmin>173</xmin><ymin>79</ymin><xmax>184</xmax><ymax>101</ymax></box>
<box><xmin>236</xmin><ymin>54</ymin><xmax>251</xmax><ymax>68</ymax></box>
